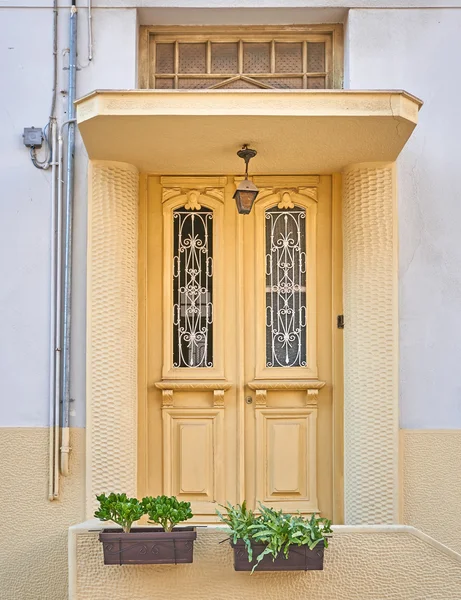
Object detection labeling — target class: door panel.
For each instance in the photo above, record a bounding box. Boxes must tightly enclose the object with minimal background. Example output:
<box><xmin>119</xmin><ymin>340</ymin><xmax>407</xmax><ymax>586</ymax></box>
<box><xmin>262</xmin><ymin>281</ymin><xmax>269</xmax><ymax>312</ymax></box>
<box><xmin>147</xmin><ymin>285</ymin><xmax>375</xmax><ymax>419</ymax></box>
<box><xmin>244</xmin><ymin>176</ymin><xmax>333</xmax><ymax>518</ymax></box>
<box><xmin>141</xmin><ymin>175</ymin><xmax>336</xmax><ymax>521</ymax></box>
<box><xmin>163</xmin><ymin>408</ymin><xmax>224</xmax><ymax>515</ymax></box>
<box><xmin>256</xmin><ymin>408</ymin><xmax>318</xmax><ymax>513</ymax></box>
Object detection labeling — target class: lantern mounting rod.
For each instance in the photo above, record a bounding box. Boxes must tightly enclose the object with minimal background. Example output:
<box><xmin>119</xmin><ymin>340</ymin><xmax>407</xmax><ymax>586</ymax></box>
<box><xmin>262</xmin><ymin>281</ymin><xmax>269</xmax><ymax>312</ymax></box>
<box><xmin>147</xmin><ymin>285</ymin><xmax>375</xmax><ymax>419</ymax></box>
<box><xmin>237</xmin><ymin>144</ymin><xmax>257</xmax><ymax>178</ymax></box>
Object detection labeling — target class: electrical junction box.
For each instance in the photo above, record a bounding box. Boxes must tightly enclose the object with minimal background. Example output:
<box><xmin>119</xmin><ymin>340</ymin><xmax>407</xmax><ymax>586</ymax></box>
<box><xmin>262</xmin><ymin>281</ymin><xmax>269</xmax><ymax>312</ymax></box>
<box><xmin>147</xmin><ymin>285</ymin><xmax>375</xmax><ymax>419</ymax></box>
<box><xmin>23</xmin><ymin>127</ymin><xmax>43</xmax><ymax>148</ymax></box>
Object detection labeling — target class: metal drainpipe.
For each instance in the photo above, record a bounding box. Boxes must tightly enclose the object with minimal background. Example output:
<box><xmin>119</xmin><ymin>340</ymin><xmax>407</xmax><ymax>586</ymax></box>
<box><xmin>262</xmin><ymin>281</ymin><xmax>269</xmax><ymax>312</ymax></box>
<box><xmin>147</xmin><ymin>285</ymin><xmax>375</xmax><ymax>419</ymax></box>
<box><xmin>48</xmin><ymin>0</ymin><xmax>59</xmax><ymax>500</ymax></box>
<box><xmin>48</xmin><ymin>118</ymin><xmax>59</xmax><ymax>500</ymax></box>
<box><xmin>60</xmin><ymin>0</ymin><xmax>78</xmax><ymax>476</ymax></box>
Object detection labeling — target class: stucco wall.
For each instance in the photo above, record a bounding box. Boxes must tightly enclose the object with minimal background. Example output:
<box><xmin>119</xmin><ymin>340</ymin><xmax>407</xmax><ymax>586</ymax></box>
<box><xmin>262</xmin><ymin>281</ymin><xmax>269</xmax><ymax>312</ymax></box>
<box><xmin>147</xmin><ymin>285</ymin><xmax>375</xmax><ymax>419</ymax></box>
<box><xmin>72</xmin><ymin>526</ymin><xmax>461</xmax><ymax>599</ymax></box>
<box><xmin>402</xmin><ymin>430</ymin><xmax>461</xmax><ymax>553</ymax></box>
<box><xmin>0</xmin><ymin>429</ymin><xmax>84</xmax><ymax>600</ymax></box>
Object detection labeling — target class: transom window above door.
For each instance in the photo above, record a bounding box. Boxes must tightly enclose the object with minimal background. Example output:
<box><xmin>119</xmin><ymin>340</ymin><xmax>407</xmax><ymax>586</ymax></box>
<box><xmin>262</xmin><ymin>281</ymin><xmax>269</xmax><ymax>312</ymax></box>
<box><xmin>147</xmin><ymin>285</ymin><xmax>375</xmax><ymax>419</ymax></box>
<box><xmin>139</xmin><ymin>26</ymin><xmax>343</xmax><ymax>90</ymax></box>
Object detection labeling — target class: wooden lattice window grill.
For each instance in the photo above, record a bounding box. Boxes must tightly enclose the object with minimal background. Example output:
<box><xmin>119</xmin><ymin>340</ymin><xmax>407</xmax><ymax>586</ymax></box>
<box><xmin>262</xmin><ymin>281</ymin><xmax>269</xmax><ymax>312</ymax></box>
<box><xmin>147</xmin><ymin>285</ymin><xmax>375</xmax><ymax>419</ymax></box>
<box><xmin>138</xmin><ymin>26</ymin><xmax>343</xmax><ymax>90</ymax></box>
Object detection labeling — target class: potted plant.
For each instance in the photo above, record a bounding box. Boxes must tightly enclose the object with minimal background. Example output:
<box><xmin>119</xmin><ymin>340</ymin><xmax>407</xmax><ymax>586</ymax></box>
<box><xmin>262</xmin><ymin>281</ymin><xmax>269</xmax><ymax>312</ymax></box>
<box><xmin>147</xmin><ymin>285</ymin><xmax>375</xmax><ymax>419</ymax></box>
<box><xmin>96</xmin><ymin>493</ymin><xmax>196</xmax><ymax>565</ymax></box>
<box><xmin>217</xmin><ymin>502</ymin><xmax>332</xmax><ymax>572</ymax></box>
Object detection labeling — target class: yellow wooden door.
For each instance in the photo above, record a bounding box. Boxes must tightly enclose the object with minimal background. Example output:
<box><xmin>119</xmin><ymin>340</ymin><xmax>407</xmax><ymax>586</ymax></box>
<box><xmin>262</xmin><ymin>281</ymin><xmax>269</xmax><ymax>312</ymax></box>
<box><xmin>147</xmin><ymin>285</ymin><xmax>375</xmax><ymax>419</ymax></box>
<box><xmin>139</xmin><ymin>175</ymin><xmax>339</xmax><ymax>522</ymax></box>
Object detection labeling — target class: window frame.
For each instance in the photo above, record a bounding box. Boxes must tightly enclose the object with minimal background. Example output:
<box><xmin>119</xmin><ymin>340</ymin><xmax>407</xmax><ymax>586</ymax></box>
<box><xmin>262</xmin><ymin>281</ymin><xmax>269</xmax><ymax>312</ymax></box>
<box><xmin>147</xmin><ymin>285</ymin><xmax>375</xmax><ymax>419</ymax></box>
<box><xmin>172</xmin><ymin>205</ymin><xmax>214</xmax><ymax>369</ymax></box>
<box><xmin>253</xmin><ymin>181</ymin><xmax>319</xmax><ymax>381</ymax></box>
<box><xmin>138</xmin><ymin>25</ymin><xmax>344</xmax><ymax>90</ymax></box>
<box><xmin>264</xmin><ymin>203</ymin><xmax>308</xmax><ymax>369</ymax></box>
<box><xmin>162</xmin><ymin>178</ymin><xmax>226</xmax><ymax>380</ymax></box>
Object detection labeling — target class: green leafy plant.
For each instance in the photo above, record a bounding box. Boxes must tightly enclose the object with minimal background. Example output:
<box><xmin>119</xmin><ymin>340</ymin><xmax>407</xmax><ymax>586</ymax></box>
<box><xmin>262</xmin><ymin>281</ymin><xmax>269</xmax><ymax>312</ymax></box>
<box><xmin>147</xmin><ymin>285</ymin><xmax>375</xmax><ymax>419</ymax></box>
<box><xmin>94</xmin><ymin>493</ymin><xmax>145</xmax><ymax>534</ymax></box>
<box><xmin>217</xmin><ymin>502</ymin><xmax>332</xmax><ymax>572</ymax></box>
<box><xmin>142</xmin><ymin>495</ymin><xmax>193</xmax><ymax>532</ymax></box>
<box><xmin>216</xmin><ymin>501</ymin><xmax>256</xmax><ymax>561</ymax></box>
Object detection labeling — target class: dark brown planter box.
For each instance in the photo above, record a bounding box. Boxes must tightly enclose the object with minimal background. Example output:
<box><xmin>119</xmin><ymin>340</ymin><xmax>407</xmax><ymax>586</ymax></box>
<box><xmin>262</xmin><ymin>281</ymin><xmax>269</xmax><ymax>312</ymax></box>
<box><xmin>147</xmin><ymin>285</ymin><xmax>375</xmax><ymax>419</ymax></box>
<box><xmin>232</xmin><ymin>539</ymin><xmax>325</xmax><ymax>571</ymax></box>
<box><xmin>99</xmin><ymin>527</ymin><xmax>197</xmax><ymax>565</ymax></box>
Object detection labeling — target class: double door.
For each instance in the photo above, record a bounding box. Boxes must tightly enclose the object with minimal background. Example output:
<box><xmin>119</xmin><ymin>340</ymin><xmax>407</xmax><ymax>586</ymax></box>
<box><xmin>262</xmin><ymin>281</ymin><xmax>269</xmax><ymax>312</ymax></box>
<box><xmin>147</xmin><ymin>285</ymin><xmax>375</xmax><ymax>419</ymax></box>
<box><xmin>139</xmin><ymin>175</ymin><xmax>338</xmax><ymax>521</ymax></box>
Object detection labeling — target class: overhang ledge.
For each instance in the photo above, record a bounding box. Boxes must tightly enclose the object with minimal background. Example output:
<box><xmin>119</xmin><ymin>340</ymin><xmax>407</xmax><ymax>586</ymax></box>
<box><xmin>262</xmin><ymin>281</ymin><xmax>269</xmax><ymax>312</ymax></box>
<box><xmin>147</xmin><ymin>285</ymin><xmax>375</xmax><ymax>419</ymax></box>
<box><xmin>76</xmin><ymin>89</ymin><xmax>422</xmax><ymax>174</ymax></box>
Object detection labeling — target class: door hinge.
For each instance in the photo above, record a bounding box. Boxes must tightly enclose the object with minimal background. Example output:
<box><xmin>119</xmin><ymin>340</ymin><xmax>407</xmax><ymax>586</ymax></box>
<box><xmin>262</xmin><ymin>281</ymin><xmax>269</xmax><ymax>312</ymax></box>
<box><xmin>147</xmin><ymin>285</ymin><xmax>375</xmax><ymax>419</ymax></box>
<box><xmin>337</xmin><ymin>315</ymin><xmax>345</xmax><ymax>329</ymax></box>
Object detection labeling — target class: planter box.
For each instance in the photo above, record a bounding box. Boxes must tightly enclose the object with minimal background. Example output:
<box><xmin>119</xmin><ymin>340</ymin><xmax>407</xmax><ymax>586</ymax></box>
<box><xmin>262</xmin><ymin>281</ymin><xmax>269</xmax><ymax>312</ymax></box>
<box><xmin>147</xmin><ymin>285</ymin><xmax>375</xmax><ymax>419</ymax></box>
<box><xmin>99</xmin><ymin>527</ymin><xmax>197</xmax><ymax>565</ymax></box>
<box><xmin>232</xmin><ymin>539</ymin><xmax>325</xmax><ymax>571</ymax></box>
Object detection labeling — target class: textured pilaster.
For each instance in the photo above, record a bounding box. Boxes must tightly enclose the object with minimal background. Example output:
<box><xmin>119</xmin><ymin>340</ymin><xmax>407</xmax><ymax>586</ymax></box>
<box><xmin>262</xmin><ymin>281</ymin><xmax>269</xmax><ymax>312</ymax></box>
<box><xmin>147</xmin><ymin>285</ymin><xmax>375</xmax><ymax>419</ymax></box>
<box><xmin>86</xmin><ymin>161</ymin><xmax>139</xmax><ymax>516</ymax></box>
<box><xmin>343</xmin><ymin>163</ymin><xmax>398</xmax><ymax>524</ymax></box>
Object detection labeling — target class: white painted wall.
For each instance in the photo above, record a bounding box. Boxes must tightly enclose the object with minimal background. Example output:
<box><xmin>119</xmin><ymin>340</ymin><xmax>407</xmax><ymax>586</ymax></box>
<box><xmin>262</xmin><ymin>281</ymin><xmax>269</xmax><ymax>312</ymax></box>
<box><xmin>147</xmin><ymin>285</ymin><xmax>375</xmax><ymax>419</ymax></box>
<box><xmin>346</xmin><ymin>8</ymin><xmax>461</xmax><ymax>429</ymax></box>
<box><xmin>2</xmin><ymin>3</ymin><xmax>461</xmax><ymax>430</ymax></box>
<box><xmin>0</xmin><ymin>6</ymin><xmax>137</xmax><ymax>427</ymax></box>
<box><xmin>0</xmin><ymin>10</ymin><xmax>54</xmax><ymax>427</ymax></box>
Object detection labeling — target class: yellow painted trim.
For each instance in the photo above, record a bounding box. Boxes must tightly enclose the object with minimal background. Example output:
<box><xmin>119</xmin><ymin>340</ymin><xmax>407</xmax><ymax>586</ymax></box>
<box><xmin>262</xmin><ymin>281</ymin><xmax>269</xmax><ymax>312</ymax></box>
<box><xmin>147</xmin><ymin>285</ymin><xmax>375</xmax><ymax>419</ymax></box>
<box><xmin>137</xmin><ymin>173</ymin><xmax>148</xmax><ymax>499</ymax></box>
<box><xmin>332</xmin><ymin>172</ymin><xmax>344</xmax><ymax>524</ymax></box>
<box><xmin>76</xmin><ymin>89</ymin><xmax>422</xmax><ymax>119</ymax></box>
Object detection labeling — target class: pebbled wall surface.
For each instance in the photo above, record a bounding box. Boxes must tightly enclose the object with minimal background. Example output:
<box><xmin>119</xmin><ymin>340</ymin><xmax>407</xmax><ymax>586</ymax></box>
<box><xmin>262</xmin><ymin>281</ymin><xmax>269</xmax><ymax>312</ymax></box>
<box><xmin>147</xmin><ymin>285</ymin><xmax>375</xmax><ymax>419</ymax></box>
<box><xmin>86</xmin><ymin>161</ymin><xmax>139</xmax><ymax>517</ymax></box>
<box><xmin>402</xmin><ymin>430</ymin><xmax>461</xmax><ymax>554</ymax></box>
<box><xmin>342</xmin><ymin>164</ymin><xmax>398</xmax><ymax>524</ymax></box>
<box><xmin>74</xmin><ymin>528</ymin><xmax>461</xmax><ymax>600</ymax></box>
<box><xmin>0</xmin><ymin>428</ymin><xmax>84</xmax><ymax>600</ymax></box>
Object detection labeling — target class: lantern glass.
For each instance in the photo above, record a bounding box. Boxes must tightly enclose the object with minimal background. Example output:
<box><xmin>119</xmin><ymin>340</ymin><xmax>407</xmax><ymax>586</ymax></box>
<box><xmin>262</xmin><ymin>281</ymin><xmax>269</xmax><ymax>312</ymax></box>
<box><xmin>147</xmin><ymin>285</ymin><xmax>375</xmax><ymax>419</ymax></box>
<box><xmin>233</xmin><ymin>179</ymin><xmax>259</xmax><ymax>214</ymax></box>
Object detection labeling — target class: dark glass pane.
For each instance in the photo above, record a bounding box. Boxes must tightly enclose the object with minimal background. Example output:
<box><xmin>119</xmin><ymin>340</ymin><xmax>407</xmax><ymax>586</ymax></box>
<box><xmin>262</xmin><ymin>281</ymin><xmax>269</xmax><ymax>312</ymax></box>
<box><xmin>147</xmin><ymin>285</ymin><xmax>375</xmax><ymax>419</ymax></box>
<box><xmin>307</xmin><ymin>42</ymin><xmax>325</xmax><ymax>72</ymax></box>
<box><xmin>156</xmin><ymin>43</ymin><xmax>175</xmax><ymax>74</ymax></box>
<box><xmin>179</xmin><ymin>43</ymin><xmax>207</xmax><ymax>74</ymax></box>
<box><xmin>265</xmin><ymin>205</ymin><xmax>307</xmax><ymax>368</ymax></box>
<box><xmin>173</xmin><ymin>207</ymin><xmax>213</xmax><ymax>368</ymax></box>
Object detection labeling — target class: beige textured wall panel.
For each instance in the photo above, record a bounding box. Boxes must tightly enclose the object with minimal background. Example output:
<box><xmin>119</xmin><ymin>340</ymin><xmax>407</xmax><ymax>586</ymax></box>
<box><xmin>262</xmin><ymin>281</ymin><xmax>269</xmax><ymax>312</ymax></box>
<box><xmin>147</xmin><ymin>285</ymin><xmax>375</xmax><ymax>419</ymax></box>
<box><xmin>403</xmin><ymin>430</ymin><xmax>461</xmax><ymax>553</ymax></box>
<box><xmin>343</xmin><ymin>164</ymin><xmax>398</xmax><ymax>524</ymax></box>
<box><xmin>87</xmin><ymin>161</ymin><xmax>139</xmax><ymax>516</ymax></box>
<box><xmin>0</xmin><ymin>428</ymin><xmax>84</xmax><ymax>600</ymax></box>
<box><xmin>74</xmin><ymin>528</ymin><xmax>461</xmax><ymax>599</ymax></box>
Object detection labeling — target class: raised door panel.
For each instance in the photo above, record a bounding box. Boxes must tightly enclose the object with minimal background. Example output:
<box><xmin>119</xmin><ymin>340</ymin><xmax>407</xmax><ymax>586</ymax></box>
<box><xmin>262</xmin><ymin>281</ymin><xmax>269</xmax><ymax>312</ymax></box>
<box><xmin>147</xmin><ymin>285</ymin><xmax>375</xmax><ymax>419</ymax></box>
<box><xmin>255</xmin><ymin>409</ymin><xmax>318</xmax><ymax>514</ymax></box>
<box><xmin>163</xmin><ymin>408</ymin><xmax>224</xmax><ymax>515</ymax></box>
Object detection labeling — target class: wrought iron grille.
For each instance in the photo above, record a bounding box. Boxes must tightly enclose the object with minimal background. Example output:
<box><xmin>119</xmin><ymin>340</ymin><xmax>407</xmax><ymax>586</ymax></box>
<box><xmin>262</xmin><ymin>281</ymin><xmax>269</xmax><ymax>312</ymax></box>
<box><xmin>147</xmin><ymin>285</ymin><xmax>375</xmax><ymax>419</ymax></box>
<box><xmin>173</xmin><ymin>207</ymin><xmax>213</xmax><ymax>368</ymax></box>
<box><xmin>265</xmin><ymin>205</ymin><xmax>307</xmax><ymax>368</ymax></box>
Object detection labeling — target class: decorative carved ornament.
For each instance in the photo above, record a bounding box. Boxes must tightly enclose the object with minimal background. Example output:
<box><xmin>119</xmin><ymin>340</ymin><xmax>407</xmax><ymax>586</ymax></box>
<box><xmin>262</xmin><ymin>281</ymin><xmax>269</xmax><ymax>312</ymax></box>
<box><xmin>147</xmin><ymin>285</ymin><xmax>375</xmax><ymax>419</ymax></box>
<box><xmin>256</xmin><ymin>186</ymin><xmax>318</xmax><ymax>208</ymax></box>
<box><xmin>213</xmin><ymin>390</ymin><xmax>225</xmax><ymax>408</ymax></box>
<box><xmin>277</xmin><ymin>191</ymin><xmax>295</xmax><ymax>209</ymax></box>
<box><xmin>161</xmin><ymin>389</ymin><xmax>174</xmax><ymax>408</ymax></box>
<box><xmin>255</xmin><ymin>389</ymin><xmax>268</xmax><ymax>407</ymax></box>
<box><xmin>156</xmin><ymin>380</ymin><xmax>231</xmax><ymax>391</ymax></box>
<box><xmin>155</xmin><ymin>380</ymin><xmax>232</xmax><ymax>408</ymax></box>
<box><xmin>248</xmin><ymin>379</ymin><xmax>325</xmax><ymax>408</ymax></box>
<box><xmin>162</xmin><ymin>187</ymin><xmax>224</xmax><ymax>206</ymax></box>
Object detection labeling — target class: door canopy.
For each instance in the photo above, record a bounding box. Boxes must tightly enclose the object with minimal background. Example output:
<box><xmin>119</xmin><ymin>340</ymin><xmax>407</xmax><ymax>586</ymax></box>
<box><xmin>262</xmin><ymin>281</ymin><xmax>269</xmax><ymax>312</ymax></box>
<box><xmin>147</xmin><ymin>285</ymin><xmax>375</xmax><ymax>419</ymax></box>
<box><xmin>76</xmin><ymin>89</ymin><xmax>422</xmax><ymax>174</ymax></box>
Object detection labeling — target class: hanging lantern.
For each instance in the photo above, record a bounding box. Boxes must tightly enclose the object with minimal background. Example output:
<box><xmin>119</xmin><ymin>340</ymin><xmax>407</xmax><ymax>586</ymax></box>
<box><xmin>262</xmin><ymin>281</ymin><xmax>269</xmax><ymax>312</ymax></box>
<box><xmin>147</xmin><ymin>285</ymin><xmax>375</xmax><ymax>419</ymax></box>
<box><xmin>233</xmin><ymin>145</ymin><xmax>259</xmax><ymax>214</ymax></box>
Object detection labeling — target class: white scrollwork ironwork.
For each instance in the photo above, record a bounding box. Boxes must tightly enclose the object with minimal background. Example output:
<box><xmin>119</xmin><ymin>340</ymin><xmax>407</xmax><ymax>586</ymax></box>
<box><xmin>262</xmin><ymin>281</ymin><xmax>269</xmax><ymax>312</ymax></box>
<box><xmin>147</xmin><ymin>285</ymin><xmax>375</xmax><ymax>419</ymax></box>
<box><xmin>265</xmin><ymin>205</ymin><xmax>307</xmax><ymax>367</ymax></box>
<box><xmin>173</xmin><ymin>207</ymin><xmax>213</xmax><ymax>368</ymax></box>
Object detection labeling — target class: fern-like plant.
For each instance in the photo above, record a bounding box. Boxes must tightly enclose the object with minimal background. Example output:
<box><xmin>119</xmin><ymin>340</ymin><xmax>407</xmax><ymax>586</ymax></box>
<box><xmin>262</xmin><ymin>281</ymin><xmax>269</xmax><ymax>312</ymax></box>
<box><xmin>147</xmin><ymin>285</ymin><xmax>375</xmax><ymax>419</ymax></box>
<box><xmin>216</xmin><ymin>502</ymin><xmax>256</xmax><ymax>561</ymax></box>
<box><xmin>94</xmin><ymin>493</ymin><xmax>145</xmax><ymax>534</ymax></box>
<box><xmin>217</xmin><ymin>502</ymin><xmax>332</xmax><ymax>572</ymax></box>
<box><xmin>248</xmin><ymin>504</ymin><xmax>332</xmax><ymax>570</ymax></box>
<box><xmin>141</xmin><ymin>495</ymin><xmax>193</xmax><ymax>532</ymax></box>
